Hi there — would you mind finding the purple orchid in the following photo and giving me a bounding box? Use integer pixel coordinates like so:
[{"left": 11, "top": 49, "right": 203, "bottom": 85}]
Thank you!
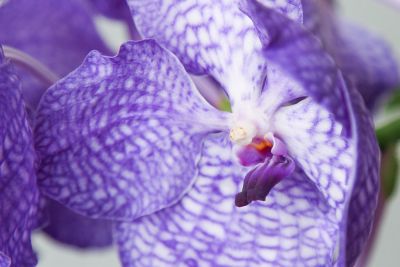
[
  {"left": 0, "top": 47, "right": 39, "bottom": 267},
  {"left": 0, "top": 0, "right": 119, "bottom": 249},
  {"left": 32, "top": 0, "right": 380, "bottom": 266}
]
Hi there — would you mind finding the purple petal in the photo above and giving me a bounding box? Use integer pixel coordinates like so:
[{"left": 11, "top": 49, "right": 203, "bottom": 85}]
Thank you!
[
  {"left": 87, "top": 0, "right": 139, "bottom": 38},
  {"left": 34, "top": 40, "right": 227, "bottom": 221},
  {"left": 258, "top": 0, "right": 303, "bottom": 23},
  {"left": 272, "top": 95, "right": 354, "bottom": 210},
  {"left": 88, "top": 0, "right": 132, "bottom": 20},
  {"left": 114, "top": 137, "right": 339, "bottom": 266},
  {"left": 240, "top": 0, "right": 347, "bottom": 118},
  {"left": 42, "top": 199, "right": 113, "bottom": 248},
  {"left": 0, "top": 0, "right": 111, "bottom": 108},
  {"left": 0, "top": 252, "right": 10, "bottom": 267},
  {"left": 303, "top": 0, "right": 400, "bottom": 110},
  {"left": 127, "top": 0, "right": 267, "bottom": 109},
  {"left": 242, "top": 2, "right": 380, "bottom": 265},
  {"left": 327, "top": 21, "right": 400, "bottom": 110},
  {"left": 0, "top": 48, "right": 39, "bottom": 267},
  {"left": 343, "top": 80, "right": 380, "bottom": 267}
]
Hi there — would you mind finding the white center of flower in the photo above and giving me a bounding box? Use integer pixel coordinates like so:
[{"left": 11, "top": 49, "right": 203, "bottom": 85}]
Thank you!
[{"left": 229, "top": 121, "right": 257, "bottom": 145}]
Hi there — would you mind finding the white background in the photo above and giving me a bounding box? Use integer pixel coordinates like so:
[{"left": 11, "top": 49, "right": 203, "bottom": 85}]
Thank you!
[{"left": 33, "top": 0, "right": 400, "bottom": 266}]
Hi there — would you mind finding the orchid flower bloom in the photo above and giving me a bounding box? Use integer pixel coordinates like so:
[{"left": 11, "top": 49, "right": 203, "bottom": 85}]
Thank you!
[
  {"left": 33, "top": 0, "right": 379, "bottom": 266},
  {"left": 301, "top": 0, "right": 400, "bottom": 110},
  {"left": 0, "top": 0, "right": 117, "bottom": 248},
  {"left": 0, "top": 47, "right": 39, "bottom": 267}
]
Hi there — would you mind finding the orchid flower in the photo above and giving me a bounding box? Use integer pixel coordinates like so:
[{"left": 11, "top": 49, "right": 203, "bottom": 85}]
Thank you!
[
  {"left": 0, "top": 47, "right": 39, "bottom": 267},
  {"left": 301, "top": 0, "right": 400, "bottom": 110},
  {"left": 33, "top": 0, "right": 380, "bottom": 266},
  {"left": 0, "top": 0, "right": 117, "bottom": 248}
]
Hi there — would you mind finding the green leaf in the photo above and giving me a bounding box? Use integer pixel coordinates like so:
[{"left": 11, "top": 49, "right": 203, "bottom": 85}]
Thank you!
[
  {"left": 381, "top": 144, "right": 399, "bottom": 199},
  {"left": 384, "top": 88, "right": 400, "bottom": 111},
  {"left": 376, "top": 88, "right": 400, "bottom": 149},
  {"left": 376, "top": 115, "right": 400, "bottom": 150}
]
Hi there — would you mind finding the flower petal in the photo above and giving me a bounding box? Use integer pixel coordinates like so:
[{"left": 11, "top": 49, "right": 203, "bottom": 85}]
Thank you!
[
  {"left": 258, "top": 0, "right": 303, "bottom": 23},
  {"left": 35, "top": 40, "right": 227, "bottom": 221},
  {"left": 327, "top": 20, "right": 400, "bottom": 110},
  {"left": 0, "top": 0, "right": 111, "bottom": 108},
  {"left": 240, "top": 0, "right": 346, "bottom": 117},
  {"left": 114, "top": 136, "right": 338, "bottom": 266},
  {"left": 42, "top": 199, "right": 113, "bottom": 248},
  {"left": 242, "top": 1, "right": 380, "bottom": 265},
  {"left": 88, "top": 0, "right": 131, "bottom": 20},
  {"left": 0, "top": 252, "right": 10, "bottom": 267},
  {"left": 127, "top": 0, "right": 266, "bottom": 109},
  {"left": 343, "top": 80, "right": 380, "bottom": 267},
  {"left": 0, "top": 48, "right": 39, "bottom": 267},
  {"left": 302, "top": 0, "right": 400, "bottom": 110}
]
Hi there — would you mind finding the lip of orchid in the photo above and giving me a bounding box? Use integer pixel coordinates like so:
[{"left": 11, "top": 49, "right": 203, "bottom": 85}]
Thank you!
[
  {"left": 231, "top": 129, "right": 294, "bottom": 208},
  {"left": 3, "top": 45, "right": 59, "bottom": 86},
  {"left": 235, "top": 152, "right": 295, "bottom": 207}
]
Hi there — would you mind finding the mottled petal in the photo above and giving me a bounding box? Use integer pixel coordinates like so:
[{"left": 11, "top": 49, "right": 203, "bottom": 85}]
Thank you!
[
  {"left": 0, "top": 48, "right": 39, "bottom": 267},
  {"left": 42, "top": 199, "right": 113, "bottom": 248},
  {"left": 0, "top": 0, "right": 111, "bottom": 108},
  {"left": 35, "top": 40, "right": 227, "bottom": 221},
  {"left": 273, "top": 96, "right": 355, "bottom": 211},
  {"left": 343, "top": 80, "right": 380, "bottom": 267},
  {"left": 242, "top": 2, "right": 380, "bottom": 265},
  {"left": 128, "top": 0, "right": 266, "bottom": 109},
  {"left": 241, "top": 0, "right": 346, "bottom": 117},
  {"left": 114, "top": 136, "right": 338, "bottom": 266}
]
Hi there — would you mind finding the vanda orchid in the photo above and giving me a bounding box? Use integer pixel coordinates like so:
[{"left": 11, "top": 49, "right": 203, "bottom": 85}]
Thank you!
[
  {"left": 30, "top": 0, "right": 382, "bottom": 266},
  {"left": 0, "top": 0, "right": 399, "bottom": 267}
]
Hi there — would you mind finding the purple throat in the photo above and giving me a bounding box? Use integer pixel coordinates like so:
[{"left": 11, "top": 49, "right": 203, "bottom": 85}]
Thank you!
[{"left": 235, "top": 137, "right": 295, "bottom": 207}]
